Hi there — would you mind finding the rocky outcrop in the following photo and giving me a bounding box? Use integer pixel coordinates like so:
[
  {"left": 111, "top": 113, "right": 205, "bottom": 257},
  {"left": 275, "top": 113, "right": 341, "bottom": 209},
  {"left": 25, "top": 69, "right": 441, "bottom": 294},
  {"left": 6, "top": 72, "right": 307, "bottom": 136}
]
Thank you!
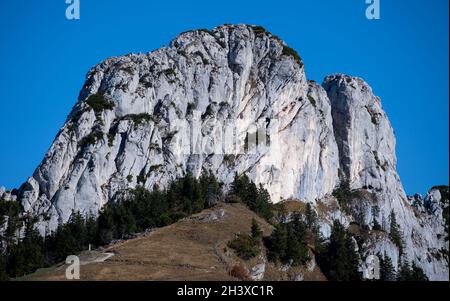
[
  {"left": 18, "top": 25, "right": 339, "bottom": 232},
  {"left": 2, "top": 24, "right": 447, "bottom": 279}
]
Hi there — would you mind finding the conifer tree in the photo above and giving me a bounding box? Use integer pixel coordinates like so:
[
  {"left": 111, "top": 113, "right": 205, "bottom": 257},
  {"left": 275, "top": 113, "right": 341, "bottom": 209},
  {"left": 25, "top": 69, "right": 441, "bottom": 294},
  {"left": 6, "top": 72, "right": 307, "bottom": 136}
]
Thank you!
[
  {"left": 251, "top": 218, "right": 262, "bottom": 242},
  {"left": 389, "top": 210, "right": 404, "bottom": 255},
  {"left": 320, "top": 220, "right": 361, "bottom": 281},
  {"left": 379, "top": 252, "right": 396, "bottom": 281},
  {"left": 372, "top": 205, "right": 382, "bottom": 231}
]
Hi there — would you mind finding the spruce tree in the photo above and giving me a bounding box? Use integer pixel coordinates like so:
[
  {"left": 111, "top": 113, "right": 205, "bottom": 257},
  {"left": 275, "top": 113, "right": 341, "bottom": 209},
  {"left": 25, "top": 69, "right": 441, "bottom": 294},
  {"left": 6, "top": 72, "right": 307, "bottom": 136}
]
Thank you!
[
  {"left": 322, "top": 220, "right": 361, "bottom": 281},
  {"left": 251, "top": 218, "right": 262, "bottom": 242},
  {"left": 397, "top": 260, "right": 411, "bottom": 281},
  {"left": 372, "top": 206, "right": 382, "bottom": 231},
  {"left": 0, "top": 254, "right": 8, "bottom": 281},
  {"left": 389, "top": 210, "right": 404, "bottom": 255},
  {"left": 379, "top": 252, "right": 396, "bottom": 281},
  {"left": 410, "top": 262, "right": 429, "bottom": 281}
]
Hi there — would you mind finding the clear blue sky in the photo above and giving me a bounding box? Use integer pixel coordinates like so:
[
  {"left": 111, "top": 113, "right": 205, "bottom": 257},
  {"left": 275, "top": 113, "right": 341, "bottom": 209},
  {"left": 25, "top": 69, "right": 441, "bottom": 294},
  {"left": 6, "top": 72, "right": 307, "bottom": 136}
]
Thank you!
[{"left": 0, "top": 0, "right": 448, "bottom": 195}]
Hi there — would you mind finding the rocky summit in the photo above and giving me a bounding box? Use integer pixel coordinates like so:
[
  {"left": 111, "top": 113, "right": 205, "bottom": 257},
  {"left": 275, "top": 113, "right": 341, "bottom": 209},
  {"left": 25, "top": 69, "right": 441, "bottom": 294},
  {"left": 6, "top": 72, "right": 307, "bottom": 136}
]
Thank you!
[{"left": 2, "top": 24, "right": 448, "bottom": 280}]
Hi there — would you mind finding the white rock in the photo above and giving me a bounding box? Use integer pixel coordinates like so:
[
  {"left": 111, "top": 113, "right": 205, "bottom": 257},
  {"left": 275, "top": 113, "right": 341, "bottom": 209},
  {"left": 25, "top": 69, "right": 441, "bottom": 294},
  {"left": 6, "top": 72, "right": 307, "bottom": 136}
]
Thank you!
[{"left": 250, "top": 263, "right": 265, "bottom": 281}]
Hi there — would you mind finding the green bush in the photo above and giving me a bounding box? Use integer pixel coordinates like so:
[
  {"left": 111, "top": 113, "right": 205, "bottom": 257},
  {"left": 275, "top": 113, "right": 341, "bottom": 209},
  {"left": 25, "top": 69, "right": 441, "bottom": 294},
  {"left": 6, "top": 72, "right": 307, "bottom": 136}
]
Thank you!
[
  {"left": 307, "top": 95, "right": 317, "bottom": 108},
  {"left": 186, "top": 102, "right": 196, "bottom": 116},
  {"left": 163, "top": 68, "right": 176, "bottom": 77},
  {"left": 316, "top": 220, "right": 361, "bottom": 281},
  {"left": 79, "top": 130, "right": 104, "bottom": 148},
  {"left": 282, "top": 46, "right": 303, "bottom": 67},
  {"left": 227, "top": 233, "right": 259, "bottom": 260},
  {"left": 230, "top": 173, "right": 274, "bottom": 221},
  {"left": 122, "top": 113, "right": 153, "bottom": 127},
  {"left": 121, "top": 66, "right": 134, "bottom": 75},
  {"left": 85, "top": 93, "right": 115, "bottom": 113},
  {"left": 397, "top": 261, "right": 429, "bottom": 281},
  {"left": 389, "top": 211, "right": 404, "bottom": 255},
  {"left": 265, "top": 213, "right": 310, "bottom": 266},
  {"left": 332, "top": 182, "right": 361, "bottom": 215}
]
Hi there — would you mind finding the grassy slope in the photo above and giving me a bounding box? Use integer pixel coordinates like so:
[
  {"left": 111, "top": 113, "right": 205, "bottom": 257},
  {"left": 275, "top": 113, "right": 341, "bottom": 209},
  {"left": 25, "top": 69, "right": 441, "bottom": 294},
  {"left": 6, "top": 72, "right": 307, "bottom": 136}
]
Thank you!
[{"left": 20, "top": 202, "right": 326, "bottom": 281}]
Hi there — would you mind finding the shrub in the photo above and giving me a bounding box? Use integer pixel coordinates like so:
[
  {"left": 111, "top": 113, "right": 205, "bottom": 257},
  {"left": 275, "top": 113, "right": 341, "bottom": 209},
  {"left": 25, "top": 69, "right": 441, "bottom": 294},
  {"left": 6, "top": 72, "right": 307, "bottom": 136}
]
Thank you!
[
  {"left": 121, "top": 66, "right": 134, "bottom": 75},
  {"left": 149, "top": 164, "right": 163, "bottom": 172},
  {"left": 85, "top": 94, "right": 115, "bottom": 113},
  {"left": 163, "top": 68, "right": 176, "bottom": 77},
  {"left": 332, "top": 182, "right": 360, "bottom": 215},
  {"left": 194, "top": 51, "right": 209, "bottom": 65},
  {"left": 252, "top": 25, "right": 268, "bottom": 35},
  {"left": 186, "top": 102, "right": 196, "bottom": 116},
  {"left": 79, "top": 130, "right": 104, "bottom": 148},
  {"left": 397, "top": 261, "right": 429, "bottom": 281},
  {"left": 197, "top": 29, "right": 214, "bottom": 36},
  {"left": 307, "top": 95, "right": 317, "bottom": 108},
  {"left": 122, "top": 113, "right": 152, "bottom": 127},
  {"left": 201, "top": 104, "right": 214, "bottom": 119},
  {"left": 223, "top": 154, "right": 235, "bottom": 165},
  {"left": 217, "top": 40, "right": 226, "bottom": 49},
  {"left": 230, "top": 264, "right": 249, "bottom": 280},
  {"left": 282, "top": 45, "right": 303, "bottom": 66},
  {"left": 251, "top": 218, "right": 263, "bottom": 242},
  {"left": 227, "top": 233, "right": 259, "bottom": 260}
]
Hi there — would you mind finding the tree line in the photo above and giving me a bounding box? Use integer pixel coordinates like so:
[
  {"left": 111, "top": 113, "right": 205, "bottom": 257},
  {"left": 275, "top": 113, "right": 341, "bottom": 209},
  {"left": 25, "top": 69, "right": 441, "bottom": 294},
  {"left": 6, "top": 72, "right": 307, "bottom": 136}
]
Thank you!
[
  {"left": 0, "top": 172, "right": 273, "bottom": 279},
  {"left": 0, "top": 172, "right": 429, "bottom": 281},
  {"left": 0, "top": 173, "right": 222, "bottom": 279}
]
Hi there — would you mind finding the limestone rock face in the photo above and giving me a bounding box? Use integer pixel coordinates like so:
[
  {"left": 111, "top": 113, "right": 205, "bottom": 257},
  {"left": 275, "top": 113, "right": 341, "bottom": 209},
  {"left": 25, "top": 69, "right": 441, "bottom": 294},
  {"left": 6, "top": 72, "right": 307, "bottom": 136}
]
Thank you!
[
  {"left": 322, "top": 76, "right": 448, "bottom": 280},
  {"left": 2, "top": 24, "right": 447, "bottom": 280},
  {"left": 18, "top": 25, "right": 339, "bottom": 232}
]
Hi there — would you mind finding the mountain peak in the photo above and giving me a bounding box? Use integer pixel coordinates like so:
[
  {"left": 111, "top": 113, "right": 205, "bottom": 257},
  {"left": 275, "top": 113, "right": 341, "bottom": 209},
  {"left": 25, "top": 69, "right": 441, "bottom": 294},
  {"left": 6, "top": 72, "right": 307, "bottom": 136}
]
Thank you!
[{"left": 2, "top": 24, "right": 447, "bottom": 280}]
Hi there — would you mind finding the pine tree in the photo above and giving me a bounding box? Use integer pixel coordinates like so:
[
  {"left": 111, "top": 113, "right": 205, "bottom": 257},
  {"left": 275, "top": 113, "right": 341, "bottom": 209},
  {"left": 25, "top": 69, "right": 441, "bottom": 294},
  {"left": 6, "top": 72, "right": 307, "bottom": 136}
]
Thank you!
[
  {"left": 255, "top": 184, "right": 273, "bottom": 221},
  {"left": 266, "top": 224, "right": 288, "bottom": 262},
  {"left": 379, "top": 252, "right": 396, "bottom": 281},
  {"left": 231, "top": 173, "right": 273, "bottom": 221},
  {"left": 0, "top": 254, "right": 8, "bottom": 281},
  {"left": 97, "top": 204, "right": 116, "bottom": 245},
  {"left": 21, "top": 217, "right": 45, "bottom": 275},
  {"left": 85, "top": 214, "right": 99, "bottom": 247},
  {"left": 410, "top": 262, "right": 429, "bottom": 281},
  {"left": 397, "top": 260, "right": 411, "bottom": 281},
  {"left": 305, "top": 203, "right": 318, "bottom": 231},
  {"left": 372, "top": 206, "right": 382, "bottom": 231},
  {"left": 389, "top": 211, "right": 404, "bottom": 255},
  {"left": 251, "top": 218, "right": 262, "bottom": 243},
  {"left": 320, "top": 220, "right": 361, "bottom": 281},
  {"left": 286, "top": 223, "right": 310, "bottom": 265}
]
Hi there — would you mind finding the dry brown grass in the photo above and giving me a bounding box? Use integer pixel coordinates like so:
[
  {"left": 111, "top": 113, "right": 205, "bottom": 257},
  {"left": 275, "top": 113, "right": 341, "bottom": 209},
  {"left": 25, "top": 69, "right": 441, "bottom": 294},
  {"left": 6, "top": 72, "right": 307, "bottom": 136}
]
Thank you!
[
  {"left": 22, "top": 203, "right": 273, "bottom": 281},
  {"left": 21, "top": 202, "right": 327, "bottom": 281}
]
